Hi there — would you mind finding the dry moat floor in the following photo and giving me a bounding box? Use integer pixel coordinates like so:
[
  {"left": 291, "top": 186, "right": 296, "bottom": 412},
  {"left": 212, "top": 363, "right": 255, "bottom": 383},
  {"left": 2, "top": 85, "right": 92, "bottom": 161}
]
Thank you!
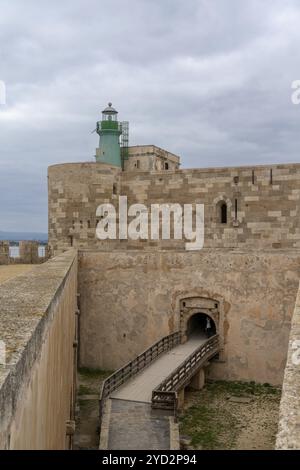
[
  {"left": 74, "top": 369, "right": 281, "bottom": 450},
  {"left": 179, "top": 381, "right": 281, "bottom": 450},
  {"left": 74, "top": 368, "right": 112, "bottom": 450}
]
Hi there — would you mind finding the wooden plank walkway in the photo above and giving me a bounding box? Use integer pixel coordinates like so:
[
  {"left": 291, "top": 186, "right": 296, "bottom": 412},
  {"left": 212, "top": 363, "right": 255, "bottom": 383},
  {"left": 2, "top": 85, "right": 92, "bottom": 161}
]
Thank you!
[{"left": 111, "top": 334, "right": 206, "bottom": 403}]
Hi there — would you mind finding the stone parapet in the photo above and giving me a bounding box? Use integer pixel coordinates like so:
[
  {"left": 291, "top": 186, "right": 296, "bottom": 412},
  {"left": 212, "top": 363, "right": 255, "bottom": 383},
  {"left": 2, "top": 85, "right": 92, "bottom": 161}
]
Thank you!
[
  {"left": 0, "top": 249, "right": 77, "bottom": 449},
  {"left": 276, "top": 281, "right": 300, "bottom": 449}
]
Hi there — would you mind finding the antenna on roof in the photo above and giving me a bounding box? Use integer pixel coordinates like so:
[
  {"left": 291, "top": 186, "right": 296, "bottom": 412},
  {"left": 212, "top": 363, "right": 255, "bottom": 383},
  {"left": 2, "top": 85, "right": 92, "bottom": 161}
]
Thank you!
[{"left": 120, "top": 121, "right": 129, "bottom": 170}]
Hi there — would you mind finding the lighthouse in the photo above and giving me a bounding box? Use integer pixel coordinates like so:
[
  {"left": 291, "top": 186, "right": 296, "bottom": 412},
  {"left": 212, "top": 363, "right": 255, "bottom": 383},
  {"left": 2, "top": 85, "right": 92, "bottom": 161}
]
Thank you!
[{"left": 95, "top": 103, "right": 122, "bottom": 167}]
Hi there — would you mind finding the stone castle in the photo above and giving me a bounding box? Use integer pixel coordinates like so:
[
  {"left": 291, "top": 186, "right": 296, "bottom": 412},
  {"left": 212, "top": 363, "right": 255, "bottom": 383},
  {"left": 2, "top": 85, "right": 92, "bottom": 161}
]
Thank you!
[{"left": 0, "top": 103, "right": 299, "bottom": 449}]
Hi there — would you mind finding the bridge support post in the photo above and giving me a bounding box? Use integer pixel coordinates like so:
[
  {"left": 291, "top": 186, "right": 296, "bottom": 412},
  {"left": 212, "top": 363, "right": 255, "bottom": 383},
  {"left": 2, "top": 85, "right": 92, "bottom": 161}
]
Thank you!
[
  {"left": 190, "top": 368, "right": 205, "bottom": 391},
  {"left": 177, "top": 388, "right": 185, "bottom": 410}
]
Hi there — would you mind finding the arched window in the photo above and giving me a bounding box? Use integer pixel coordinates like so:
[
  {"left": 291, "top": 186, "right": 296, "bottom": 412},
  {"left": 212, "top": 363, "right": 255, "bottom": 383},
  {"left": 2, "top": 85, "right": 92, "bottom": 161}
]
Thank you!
[
  {"left": 220, "top": 203, "right": 227, "bottom": 224},
  {"left": 165, "top": 162, "right": 169, "bottom": 170}
]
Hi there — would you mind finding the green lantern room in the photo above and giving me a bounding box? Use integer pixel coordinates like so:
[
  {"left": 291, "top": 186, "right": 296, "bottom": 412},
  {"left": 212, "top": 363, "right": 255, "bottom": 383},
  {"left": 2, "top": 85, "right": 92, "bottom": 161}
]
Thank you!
[{"left": 95, "top": 103, "right": 122, "bottom": 167}]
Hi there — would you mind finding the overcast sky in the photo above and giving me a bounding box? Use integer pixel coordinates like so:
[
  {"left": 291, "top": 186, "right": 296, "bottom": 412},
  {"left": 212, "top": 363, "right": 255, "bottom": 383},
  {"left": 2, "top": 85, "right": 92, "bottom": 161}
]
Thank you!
[{"left": 1, "top": 0, "right": 300, "bottom": 232}]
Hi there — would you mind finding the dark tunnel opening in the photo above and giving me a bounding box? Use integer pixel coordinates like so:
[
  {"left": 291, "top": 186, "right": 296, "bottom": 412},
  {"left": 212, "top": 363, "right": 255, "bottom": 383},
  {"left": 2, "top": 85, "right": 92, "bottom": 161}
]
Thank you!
[{"left": 186, "top": 312, "right": 216, "bottom": 338}]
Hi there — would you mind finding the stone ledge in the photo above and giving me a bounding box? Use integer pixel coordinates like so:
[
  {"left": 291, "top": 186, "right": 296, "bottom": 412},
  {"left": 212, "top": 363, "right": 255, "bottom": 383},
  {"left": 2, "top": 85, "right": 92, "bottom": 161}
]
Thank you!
[
  {"left": 0, "top": 249, "right": 77, "bottom": 448},
  {"left": 169, "top": 417, "right": 180, "bottom": 450},
  {"left": 99, "top": 399, "right": 112, "bottom": 450},
  {"left": 276, "top": 281, "right": 300, "bottom": 449}
]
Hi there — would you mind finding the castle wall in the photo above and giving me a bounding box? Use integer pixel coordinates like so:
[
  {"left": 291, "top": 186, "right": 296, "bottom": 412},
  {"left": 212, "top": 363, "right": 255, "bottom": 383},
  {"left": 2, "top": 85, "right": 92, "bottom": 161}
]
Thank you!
[
  {"left": 48, "top": 162, "right": 121, "bottom": 255},
  {"left": 78, "top": 249, "right": 300, "bottom": 386},
  {"left": 276, "top": 280, "right": 300, "bottom": 449},
  {"left": 0, "top": 249, "right": 77, "bottom": 449},
  {"left": 48, "top": 162, "right": 300, "bottom": 255},
  {"left": 0, "top": 241, "right": 49, "bottom": 265},
  {"left": 0, "top": 241, "right": 9, "bottom": 265},
  {"left": 124, "top": 145, "right": 180, "bottom": 171}
]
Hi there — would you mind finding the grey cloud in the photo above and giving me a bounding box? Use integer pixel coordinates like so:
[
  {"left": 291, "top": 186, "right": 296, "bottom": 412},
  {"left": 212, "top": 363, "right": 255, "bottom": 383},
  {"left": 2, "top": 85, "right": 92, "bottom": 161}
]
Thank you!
[{"left": 0, "top": 0, "right": 300, "bottom": 231}]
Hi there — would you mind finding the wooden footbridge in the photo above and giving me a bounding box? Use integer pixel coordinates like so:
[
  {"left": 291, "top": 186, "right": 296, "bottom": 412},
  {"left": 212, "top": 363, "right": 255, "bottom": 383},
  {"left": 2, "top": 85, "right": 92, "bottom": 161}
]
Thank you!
[{"left": 99, "top": 332, "right": 220, "bottom": 450}]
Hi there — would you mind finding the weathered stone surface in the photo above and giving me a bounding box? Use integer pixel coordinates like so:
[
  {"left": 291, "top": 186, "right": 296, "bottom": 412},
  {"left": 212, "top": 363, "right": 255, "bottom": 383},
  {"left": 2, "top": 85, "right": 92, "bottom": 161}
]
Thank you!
[
  {"left": 276, "top": 282, "right": 300, "bottom": 449},
  {"left": 78, "top": 249, "right": 300, "bottom": 386},
  {"left": 0, "top": 249, "right": 77, "bottom": 449},
  {"left": 123, "top": 145, "right": 180, "bottom": 172},
  {"left": 48, "top": 161, "right": 300, "bottom": 254}
]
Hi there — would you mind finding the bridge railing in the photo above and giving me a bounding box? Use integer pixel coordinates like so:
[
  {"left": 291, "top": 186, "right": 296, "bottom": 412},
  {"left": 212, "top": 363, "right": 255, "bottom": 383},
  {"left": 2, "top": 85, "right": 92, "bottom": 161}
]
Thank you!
[
  {"left": 99, "top": 331, "right": 181, "bottom": 423},
  {"left": 152, "top": 334, "right": 219, "bottom": 412}
]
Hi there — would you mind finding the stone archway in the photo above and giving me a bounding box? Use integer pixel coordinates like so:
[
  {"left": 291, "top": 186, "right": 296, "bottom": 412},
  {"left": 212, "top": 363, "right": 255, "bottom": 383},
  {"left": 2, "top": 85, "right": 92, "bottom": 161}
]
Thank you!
[
  {"left": 213, "top": 195, "right": 232, "bottom": 225},
  {"left": 179, "top": 296, "right": 221, "bottom": 344},
  {"left": 186, "top": 312, "right": 217, "bottom": 338}
]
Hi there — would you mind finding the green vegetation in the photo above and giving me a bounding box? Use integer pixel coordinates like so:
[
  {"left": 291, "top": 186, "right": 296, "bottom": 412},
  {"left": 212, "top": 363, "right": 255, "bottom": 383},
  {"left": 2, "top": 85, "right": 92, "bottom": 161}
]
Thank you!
[
  {"left": 180, "top": 403, "right": 237, "bottom": 449},
  {"left": 77, "top": 367, "right": 114, "bottom": 395},
  {"left": 204, "top": 380, "right": 280, "bottom": 397},
  {"left": 179, "top": 380, "right": 281, "bottom": 450},
  {"left": 78, "top": 367, "right": 113, "bottom": 379},
  {"left": 78, "top": 399, "right": 97, "bottom": 410},
  {"left": 78, "top": 384, "right": 93, "bottom": 396}
]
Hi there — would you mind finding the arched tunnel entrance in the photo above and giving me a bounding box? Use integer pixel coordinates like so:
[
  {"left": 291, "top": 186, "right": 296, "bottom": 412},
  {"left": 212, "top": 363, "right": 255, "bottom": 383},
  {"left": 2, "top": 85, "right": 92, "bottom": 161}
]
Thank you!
[{"left": 186, "top": 312, "right": 216, "bottom": 339}]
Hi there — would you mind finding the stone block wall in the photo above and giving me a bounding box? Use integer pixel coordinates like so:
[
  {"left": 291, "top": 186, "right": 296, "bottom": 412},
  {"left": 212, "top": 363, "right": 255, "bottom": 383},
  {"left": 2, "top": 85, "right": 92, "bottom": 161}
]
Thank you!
[
  {"left": 0, "top": 241, "right": 49, "bottom": 265},
  {"left": 48, "top": 162, "right": 121, "bottom": 255},
  {"left": 78, "top": 249, "right": 300, "bottom": 386},
  {"left": 0, "top": 249, "right": 78, "bottom": 449},
  {"left": 124, "top": 145, "right": 180, "bottom": 172},
  {"left": 48, "top": 162, "right": 300, "bottom": 255},
  {"left": 0, "top": 241, "right": 9, "bottom": 265},
  {"left": 19, "top": 241, "right": 40, "bottom": 263}
]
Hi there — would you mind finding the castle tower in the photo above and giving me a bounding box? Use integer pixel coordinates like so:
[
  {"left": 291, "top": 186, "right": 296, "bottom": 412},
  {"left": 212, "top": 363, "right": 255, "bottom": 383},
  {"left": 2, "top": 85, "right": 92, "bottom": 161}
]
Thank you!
[{"left": 95, "top": 102, "right": 122, "bottom": 167}]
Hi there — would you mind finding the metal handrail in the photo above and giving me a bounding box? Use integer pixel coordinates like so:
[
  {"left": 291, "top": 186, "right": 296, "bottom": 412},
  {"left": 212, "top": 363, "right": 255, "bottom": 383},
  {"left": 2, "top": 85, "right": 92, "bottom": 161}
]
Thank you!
[
  {"left": 152, "top": 335, "right": 219, "bottom": 411},
  {"left": 99, "top": 331, "right": 181, "bottom": 424}
]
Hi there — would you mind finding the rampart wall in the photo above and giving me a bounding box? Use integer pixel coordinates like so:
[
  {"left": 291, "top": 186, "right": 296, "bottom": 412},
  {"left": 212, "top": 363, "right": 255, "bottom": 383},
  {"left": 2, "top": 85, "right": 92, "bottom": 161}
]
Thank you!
[
  {"left": 276, "top": 280, "right": 300, "bottom": 449},
  {"left": 0, "top": 249, "right": 77, "bottom": 449}
]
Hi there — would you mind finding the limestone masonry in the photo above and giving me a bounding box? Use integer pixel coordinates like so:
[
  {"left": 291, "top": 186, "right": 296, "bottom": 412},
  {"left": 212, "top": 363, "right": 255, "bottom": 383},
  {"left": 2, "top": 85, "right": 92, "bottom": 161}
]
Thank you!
[{"left": 48, "top": 152, "right": 300, "bottom": 254}]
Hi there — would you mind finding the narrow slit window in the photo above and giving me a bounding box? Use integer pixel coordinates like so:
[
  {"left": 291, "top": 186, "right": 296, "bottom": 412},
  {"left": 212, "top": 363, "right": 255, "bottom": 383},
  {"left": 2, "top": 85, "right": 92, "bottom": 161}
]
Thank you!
[
  {"left": 220, "top": 203, "right": 227, "bottom": 224},
  {"left": 235, "top": 199, "right": 238, "bottom": 220}
]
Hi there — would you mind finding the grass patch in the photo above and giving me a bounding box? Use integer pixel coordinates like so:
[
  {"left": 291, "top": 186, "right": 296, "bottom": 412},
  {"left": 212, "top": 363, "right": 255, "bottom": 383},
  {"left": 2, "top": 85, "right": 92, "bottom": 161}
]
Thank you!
[
  {"left": 78, "top": 367, "right": 113, "bottom": 379},
  {"left": 179, "top": 380, "right": 281, "bottom": 450},
  {"left": 78, "top": 399, "right": 91, "bottom": 410},
  {"left": 78, "top": 384, "right": 94, "bottom": 396},
  {"left": 180, "top": 402, "right": 238, "bottom": 449},
  {"left": 205, "top": 380, "right": 280, "bottom": 397}
]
